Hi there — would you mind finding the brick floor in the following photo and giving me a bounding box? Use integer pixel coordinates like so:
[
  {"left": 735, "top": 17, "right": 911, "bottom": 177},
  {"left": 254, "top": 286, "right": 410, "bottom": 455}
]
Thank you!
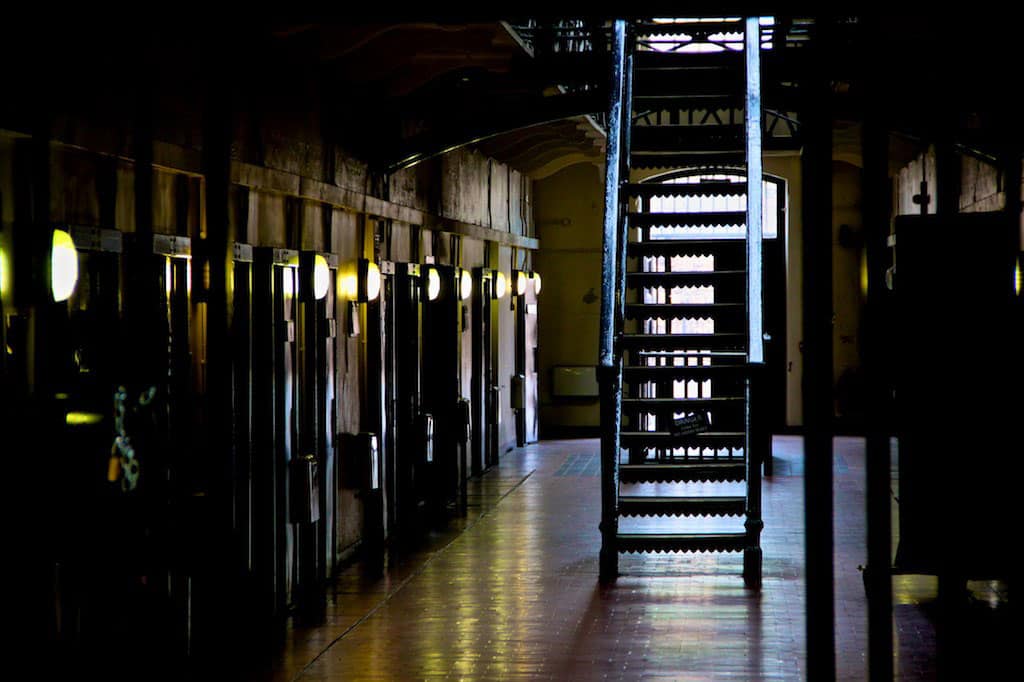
[{"left": 244, "top": 436, "right": 1009, "bottom": 681}]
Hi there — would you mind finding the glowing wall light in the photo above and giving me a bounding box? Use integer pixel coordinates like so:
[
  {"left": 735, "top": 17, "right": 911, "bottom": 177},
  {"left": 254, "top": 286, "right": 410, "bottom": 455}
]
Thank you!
[
  {"left": 1016, "top": 260, "right": 1021, "bottom": 296},
  {"left": 514, "top": 270, "right": 528, "bottom": 296},
  {"left": 494, "top": 271, "right": 507, "bottom": 299},
  {"left": 532, "top": 271, "right": 542, "bottom": 294},
  {"left": 0, "top": 247, "right": 8, "bottom": 298},
  {"left": 51, "top": 229, "right": 79, "bottom": 302},
  {"left": 460, "top": 268, "right": 472, "bottom": 300},
  {"left": 343, "top": 259, "right": 381, "bottom": 302},
  {"left": 426, "top": 267, "right": 441, "bottom": 301},
  {"left": 313, "top": 254, "right": 331, "bottom": 300},
  {"left": 66, "top": 411, "right": 103, "bottom": 426},
  {"left": 860, "top": 252, "right": 869, "bottom": 298},
  {"left": 339, "top": 270, "right": 358, "bottom": 300}
]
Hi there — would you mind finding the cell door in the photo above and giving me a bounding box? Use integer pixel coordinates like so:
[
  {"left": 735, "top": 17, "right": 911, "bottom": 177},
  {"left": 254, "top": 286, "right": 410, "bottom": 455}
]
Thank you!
[
  {"left": 472, "top": 269, "right": 501, "bottom": 471},
  {"left": 422, "top": 266, "right": 460, "bottom": 508},
  {"left": 250, "top": 248, "right": 299, "bottom": 621},
  {"left": 159, "top": 250, "right": 194, "bottom": 488},
  {"left": 487, "top": 276, "right": 500, "bottom": 469},
  {"left": 54, "top": 231, "right": 126, "bottom": 655},
  {"left": 316, "top": 258, "right": 339, "bottom": 575},
  {"left": 232, "top": 245, "right": 254, "bottom": 579},
  {"left": 274, "top": 256, "right": 299, "bottom": 610},
  {"left": 394, "top": 266, "right": 424, "bottom": 529},
  {"left": 523, "top": 287, "right": 539, "bottom": 444},
  {"left": 366, "top": 267, "right": 398, "bottom": 537},
  {"left": 149, "top": 239, "right": 195, "bottom": 657},
  {"left": 294, "top": 251, "right": 330, "bottom": 615}
]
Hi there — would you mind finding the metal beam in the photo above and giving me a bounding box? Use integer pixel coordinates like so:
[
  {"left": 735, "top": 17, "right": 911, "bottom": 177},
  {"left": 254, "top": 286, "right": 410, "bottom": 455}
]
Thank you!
[
  {"left": 861, "top": 44, "right": 894, "bottom": 681},
  {"left": 745, "top": 16, "right": 764, "bottom": 364},
  {"left": 380, "top": 91, "right": 605, "bottom": 174},
  {"left": 742, "top": 15, "right": 766, "bottom": 591},
  {"left": 802, "top": 18, "right": 836, "bottom": 681},
  {"left": 598, "top": 18, "right": 626, "bottom": 583}
]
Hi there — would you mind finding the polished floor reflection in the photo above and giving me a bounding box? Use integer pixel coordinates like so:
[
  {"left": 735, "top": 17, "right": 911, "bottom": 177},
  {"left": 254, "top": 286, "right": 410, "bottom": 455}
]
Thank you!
[{"left": 247, "top": 437, "right": 1007, "bottom": 681}]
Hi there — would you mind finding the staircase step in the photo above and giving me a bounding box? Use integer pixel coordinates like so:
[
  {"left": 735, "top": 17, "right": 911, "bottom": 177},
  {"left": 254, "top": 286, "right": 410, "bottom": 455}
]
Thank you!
[
  {"left": 633, "top": 349, "right": 746, "bottom": 358},
  {"left": 622, "top": 181, "right": 746, "bottom": 200},
  {"left": 622, "top": 365, "right": 747, "bottom": 379},
  {"left": 625, "top": 303, "right": 744, "bottom": 318},
  {"left": 634, "top": 50, "right": 742, "bottom": 70},
  {"left": 633, "top": 93, "right": 743, "bottom": 108},
  {"left": 633, "top": 47, "right": 794, "bottom": 73},
  {"left": 631, "top": 151, "right": 745, "bottom": 170},
  {"left": 619, "top": 496, "right": 746, "bottom": 518},
  {"left": 621, "top": 333, "right": 746, "bottom": 351},
  {"left": 617, "top": 532, "right": 748, "bottom": 554},
  {"left": 627, "top": 239, "right": 747, "bottom": 257},
  {"left": 620, "top": 461, "right": 746, "bottom": 484},
  {"left": 620, "top": 431, "right": 745, "bottom": 449},
  {"left": 631, "top": 125, "right": 744, "bottom": 154},
  {"left": 633, "top": 69, "right": 742, "bottom": 98},
  {"left": 630, "top": 123, "right": 798, "bottom": 153},
  {"left": 635, "top": 19, "right": 746, "bottom": 35},
  {"left": 621, "top": 396, "right": 744, "bottom": 408},
  {"left": 632, "top": 120, "right": 799, "bottom": 152},
  {"left": 626, "top": 270, "right": 746, "bottom": 286},
  {"left": 633, "top": 98, "right": 747, "bottom": 124},
  {"left": 629, "top": 212, "right": 746, "bottom": 228}
]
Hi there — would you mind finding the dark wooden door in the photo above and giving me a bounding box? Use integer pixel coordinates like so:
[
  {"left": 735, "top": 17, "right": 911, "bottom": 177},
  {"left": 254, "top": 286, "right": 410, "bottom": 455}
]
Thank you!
[
  {"left": 394, "top": 267, "right": 424, "bottom": 528},
  {"left": 422, "top": 266, "right": 460, "bottom": 509},
  {"left": 471, "top": 270, "right": 493, "bottom": 475}
]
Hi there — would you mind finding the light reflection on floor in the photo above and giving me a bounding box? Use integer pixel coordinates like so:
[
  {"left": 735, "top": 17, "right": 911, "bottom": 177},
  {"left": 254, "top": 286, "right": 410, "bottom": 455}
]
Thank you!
[{"left": 249, "top": 436, "right": 1008, "bottom": 681}]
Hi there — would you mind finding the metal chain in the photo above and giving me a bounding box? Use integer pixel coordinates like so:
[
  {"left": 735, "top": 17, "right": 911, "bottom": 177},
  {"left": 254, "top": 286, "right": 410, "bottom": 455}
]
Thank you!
[{"left": 109, "top": 385, "right": 156, "bottom": 492}]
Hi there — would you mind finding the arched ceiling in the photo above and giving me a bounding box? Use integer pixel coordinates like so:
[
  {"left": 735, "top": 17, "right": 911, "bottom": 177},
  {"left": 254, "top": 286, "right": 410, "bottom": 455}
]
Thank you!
[{"left": 473, "top": 117, "right": 605, "bottom": 179}]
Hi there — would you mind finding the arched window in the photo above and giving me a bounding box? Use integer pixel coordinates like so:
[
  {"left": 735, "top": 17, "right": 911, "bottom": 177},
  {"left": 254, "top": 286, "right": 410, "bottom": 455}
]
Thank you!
[{"left": 638, "top": 168, "right": 786, "bottom": 241}]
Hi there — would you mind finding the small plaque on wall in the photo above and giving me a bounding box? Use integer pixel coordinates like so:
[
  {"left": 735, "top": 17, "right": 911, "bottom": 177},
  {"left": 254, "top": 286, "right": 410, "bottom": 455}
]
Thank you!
[{"left": 552, "top": 366, "right": 599, "bottom": 397}]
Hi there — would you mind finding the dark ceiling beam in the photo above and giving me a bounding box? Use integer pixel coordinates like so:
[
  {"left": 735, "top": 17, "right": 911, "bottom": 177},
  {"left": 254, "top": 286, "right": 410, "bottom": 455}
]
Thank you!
[
  {"left": 273, "top": 23, "right": 514, "bottom": 66},
  {"left": 378, "top": 90, "right": 605, "bottom": 173},
  {"left": 477, "top": 125, "right": 595, "bottom": 159},
  {"left": 378, "top": 59, "right": 516, "bottom": 97}
]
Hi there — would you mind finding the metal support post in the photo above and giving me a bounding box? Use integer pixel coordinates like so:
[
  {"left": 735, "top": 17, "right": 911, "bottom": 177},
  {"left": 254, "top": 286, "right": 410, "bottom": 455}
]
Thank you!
[
  {"left": 861, "top": 28, "right": 895, "bottom": 675},
  {"left": 599, "top": 19, "right": 627, "bottom": 583},
  {"left": 802, "top": 18, "right": 836, "bottom": 682}
]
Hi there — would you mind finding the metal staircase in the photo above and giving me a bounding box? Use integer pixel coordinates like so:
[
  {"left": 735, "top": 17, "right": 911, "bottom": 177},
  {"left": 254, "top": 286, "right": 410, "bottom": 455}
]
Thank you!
[{"left": 599, "top": 17, "right": 790, "bottom": 588}]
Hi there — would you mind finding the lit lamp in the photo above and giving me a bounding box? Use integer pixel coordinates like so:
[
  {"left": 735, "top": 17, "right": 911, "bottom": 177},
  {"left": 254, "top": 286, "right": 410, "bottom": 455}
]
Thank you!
[
  {"left": 459, "top": 268, "right": 472, "bottom": 300},
  {"left": 0, "top": 245, "right": 9, "bottom": 300},
  {"left": 313, "top": 254, "right": 331, "bottom": 300},
  {"left": 425, "top": 266, "right": 441, "bottom": 301},
  {"left": 493, "top": 270, "right": 508, "bottom": 299},
  {"left": 514, "top": 270, "right": 528, "bottom": 296},
  {"left": 51, "top": 229, "right": 79, "bottom": 302},
  {"left": 357, "top": 258, "right": 381, "bottom": 302},
  {"left": 532, "top": 271, "right": 542, "bottom": 294}
]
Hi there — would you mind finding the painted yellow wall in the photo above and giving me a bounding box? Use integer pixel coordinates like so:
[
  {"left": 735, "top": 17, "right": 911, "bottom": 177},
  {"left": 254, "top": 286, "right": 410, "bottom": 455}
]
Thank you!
[{"left": 533, "top": 162, "right": 604, "bottom": 431}]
